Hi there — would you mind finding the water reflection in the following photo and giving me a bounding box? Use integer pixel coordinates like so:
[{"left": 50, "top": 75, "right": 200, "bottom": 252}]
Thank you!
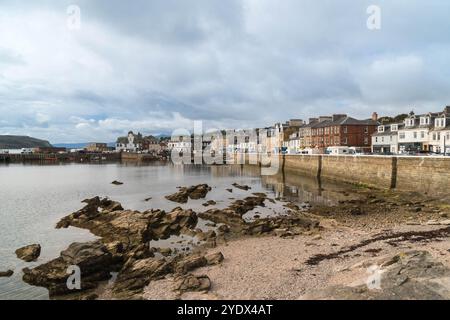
[{"left": 0, "top": 163, "right": 356, "bottom": 300}]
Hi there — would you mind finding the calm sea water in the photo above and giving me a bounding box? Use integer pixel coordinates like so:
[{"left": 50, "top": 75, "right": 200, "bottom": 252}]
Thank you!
[{"left": 0, "top": 163, "right": 350, "bottom": 300}]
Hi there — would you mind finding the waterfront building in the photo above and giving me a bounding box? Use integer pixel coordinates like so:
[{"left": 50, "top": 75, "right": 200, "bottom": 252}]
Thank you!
[
  {"left": 115, "top": 131, "right": 143, "bottom": 152},
  {"left": 86, "top": 143, "right": 108, "bottom": 153},
  {"left": 371, "top": 123, "right": 404, "bottom": 154},
  {"left": 428, "top": 107, "right": 450, "bottom": 154},
  {"left": 397, "top": 111, "right": 437, "bottom": 153},
  {"left": 309, "top": 113, "right": 378, "bottom": 153}
]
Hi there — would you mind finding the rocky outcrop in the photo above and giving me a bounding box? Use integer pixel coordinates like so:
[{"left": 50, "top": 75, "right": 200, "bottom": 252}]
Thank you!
[
  {"left": 205, "top": 252, "right": 224, "bottom": 265},
  {"left": 176, "top": 274, "right": 211, "bottom": 293},
  {"left": 232, "top": 183, "right": 251, "bottom": 191},
  {"left": 15, "top": 244, "right": 41, "bottom": 262},
  {"left": 22, "top": 241, "right": 116, "bottom": 297},
  {"left": 229, "top": 196, "right": 266, "bottom": 216},
  {"left": 111, "top": 257, "right": 173, "bottom": 298},
  {"left": 202, "top": 200, "right": 217, "bottom": 207},
  {"left": 303, "top": 251, "right": 450, "bottom": 300},
  {"left": 56, "top": 198, "right": 198, "bottom": 248},
  {"left": 0, "top": 270, "right": 13, "bottom": 277},
  {"left": 199, "top": 201, "right": 319, "bottom": 237},
  {"left": 165, "top": 184, "right": 211, "bottom": 203}
]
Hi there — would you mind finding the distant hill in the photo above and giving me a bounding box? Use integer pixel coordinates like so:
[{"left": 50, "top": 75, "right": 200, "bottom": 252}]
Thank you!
[{"left": 0, "top": 135, "right": 52, "bottom": 149}]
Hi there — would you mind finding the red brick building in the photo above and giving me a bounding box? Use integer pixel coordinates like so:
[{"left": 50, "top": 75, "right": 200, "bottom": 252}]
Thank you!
[{"left": 310, "top": 114, "right": 378, "bottom": 151}]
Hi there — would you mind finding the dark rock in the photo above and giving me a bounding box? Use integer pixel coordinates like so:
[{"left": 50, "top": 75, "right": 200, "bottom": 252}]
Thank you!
[
  {"left": 350, "top": 207, "right": 364, "bottom": 216},
  {"left": 111, "top": 180, "right": 124, "bottom": 185},
  {"left": 217, "top": 224, "right": 230, "bottom": 234},
  {"left": 175, "top": 255, "right": 208, "bottom": 274},
  {"left": 112, "top": 257, "right": 173, "bottom": 296},
  {"left": 196, "top": 230, "right": 216, "bottom": 242},
  {"left": 232, "top": 183, "right": 251, "bottom": 191},
  {"left": 0, "top": 270, "right": 13, "bottom": 277},
  {"left": 202, "top": 200, "right": 217, "bottom": 207},
  {"left": 165, "top": 184, "right": 211, "bottom": 203},
  {"left": 205, "top": 252, "right": 224, "bottom": 265},
  {"left": 176, "top": 274, "right": 211, "bottom": 293},
  {"left": 15, "top": 244, "right": 41, "bottom": 262},
  {"left": 229, "top": 196, "right": 266, "bottom": 216},
  {"left": 22, "top": 241, "right": 115, "bottom": 297}
]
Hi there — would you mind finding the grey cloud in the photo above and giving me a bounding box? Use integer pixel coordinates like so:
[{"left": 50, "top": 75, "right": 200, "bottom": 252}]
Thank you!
[{"left": 1, "top": 0, "right": 450, "bottom": 142}]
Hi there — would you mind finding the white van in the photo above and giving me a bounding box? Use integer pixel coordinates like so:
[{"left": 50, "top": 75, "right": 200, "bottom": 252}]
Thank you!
[{"left": 326, "top": 146, "right": 355, "bottom": 155}]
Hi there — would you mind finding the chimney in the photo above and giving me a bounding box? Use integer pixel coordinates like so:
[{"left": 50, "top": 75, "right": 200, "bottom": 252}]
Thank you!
[
  {"left": 444, "top": 106, "right": 450, "bottom": 115},
  {"left": 372, "top": 112, "right": 378, "bottom": 121},
  {"left": 309, "top": 118, "right": 318, "bottom": 124},
  {"left": 332, "top": 114, "right": 347, "bottom": 122},
  {"left": 318, "top": 116, "right": 332, "bottom": 122}
]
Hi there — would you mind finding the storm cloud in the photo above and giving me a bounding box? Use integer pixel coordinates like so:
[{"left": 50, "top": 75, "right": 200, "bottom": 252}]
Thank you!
[{"left": 1, "top": 0, "right": 450, "bottom": 142}]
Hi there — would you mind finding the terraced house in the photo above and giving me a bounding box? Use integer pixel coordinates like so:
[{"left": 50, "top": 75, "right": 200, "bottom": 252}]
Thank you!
[
  {"left": 429, "top": 107, "right": 450, "bottom": 154},
  {"left": 309, "top": 113, "right": 378, "bottom": 152},
  {"left": 372, "top": 123, "right": 404, "bottom": 154}
]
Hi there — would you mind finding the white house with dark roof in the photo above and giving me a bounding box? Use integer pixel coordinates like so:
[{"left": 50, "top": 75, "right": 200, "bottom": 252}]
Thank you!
[
  {"left": 371, "top": 123, "right": 404, "bottom": 154},
  {"left": 396, "top": 106, "right": 450, "bottom": 154},
  {"left": 397, "top": 111, "right": 436, "bottom": 153},
  {"left": 429, "top": 107, "right": 450, "bottom": 154}
]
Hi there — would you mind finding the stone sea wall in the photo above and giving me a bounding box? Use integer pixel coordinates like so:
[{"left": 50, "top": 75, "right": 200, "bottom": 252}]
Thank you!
[{"left": 232, "top": 154, "right": 450, "bottom": 195}]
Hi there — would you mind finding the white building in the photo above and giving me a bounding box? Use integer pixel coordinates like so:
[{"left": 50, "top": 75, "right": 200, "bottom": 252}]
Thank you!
[
  {"left": 286, "top": 131, "right": 301, "bottom": 154},
  {"left": 116, "top": 131, "right": 142, "bottom": 152},
  {"left": 429, "top": 108, "right": 450, "bottom": 154},
  {"left": 371, "top": 123, "right": 403, "bottom": 154},
  {"left": 397, "top": 112, "right": 437, "bottom": 154}
]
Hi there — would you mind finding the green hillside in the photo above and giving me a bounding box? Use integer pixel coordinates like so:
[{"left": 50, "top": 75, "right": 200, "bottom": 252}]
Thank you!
[{"left": 0, "top": 135, "right": 53, "bottom": 149}]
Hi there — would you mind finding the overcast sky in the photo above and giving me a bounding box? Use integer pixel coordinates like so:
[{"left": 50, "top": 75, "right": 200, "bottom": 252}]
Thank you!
[{"left": 1, "top": 0, "right": 450, "bottom": 143}]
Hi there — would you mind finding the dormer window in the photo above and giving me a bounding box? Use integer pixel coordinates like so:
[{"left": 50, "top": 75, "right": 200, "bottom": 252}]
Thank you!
[
  {"left": 378, "top": 126, "right": 385, "bottom": 133},
  {"left": 391, "top": 124, "right": 398, "bottom": 131},
  {"left": 435, "top": 118, "right": 446, "bottom": 128},
  {"left": 420, "top": 117, "right": 430, "bottom": 125},
  {"left": 405, "top": 118, "right": 414, "bottom": 127}
]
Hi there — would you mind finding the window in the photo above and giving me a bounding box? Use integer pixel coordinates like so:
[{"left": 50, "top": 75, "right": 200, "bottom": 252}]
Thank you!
[
  {"left": 364, "top": 137, "right": 369, "bottom": 145},
  {"left": 399, "top": 133, "right": 405, "bottom": 139},
  {"left": 378, "top": 126, "right": 384, "bottom": 133},
  {"left": 364, "top": 126, "right": 369, "bottom": 133},
  {"left": 413, "top": 132, "right": 417, "bottom": 139},
  {"left": 343, "top": 126, "right": 348, "bottom": 133},
  {"left": 421, "top": 131, "right": 425, "bottom": 138},
  {"left": 391, "top": 124, "right": 398, "bottom": 131},
  {"left": 375, "top": 137, "right": 378, "bottom": 143}
]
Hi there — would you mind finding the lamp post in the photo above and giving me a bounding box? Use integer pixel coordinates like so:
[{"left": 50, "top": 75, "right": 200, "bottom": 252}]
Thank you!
[{"left": 444, "top": 134, "right": 447, "bottom": 157}]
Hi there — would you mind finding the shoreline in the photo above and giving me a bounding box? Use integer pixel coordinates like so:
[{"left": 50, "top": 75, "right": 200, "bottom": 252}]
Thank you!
[{"left": 15, "top": 178, "right": 450, "bottom": 300}]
